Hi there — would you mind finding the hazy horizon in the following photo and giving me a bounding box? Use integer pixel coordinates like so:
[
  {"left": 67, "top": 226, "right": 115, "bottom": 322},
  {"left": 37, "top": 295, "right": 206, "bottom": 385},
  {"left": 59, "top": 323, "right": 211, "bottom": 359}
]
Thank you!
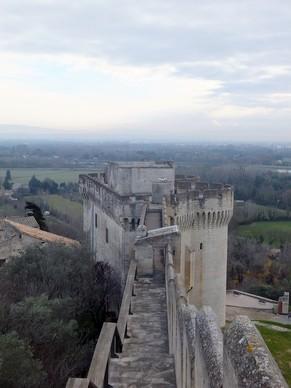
[
  {"left": 1, "top": 1, "right": 291, "bottom": 142},
  {"left": 1, "top": 124, "right": 291, "bottom": 146}
]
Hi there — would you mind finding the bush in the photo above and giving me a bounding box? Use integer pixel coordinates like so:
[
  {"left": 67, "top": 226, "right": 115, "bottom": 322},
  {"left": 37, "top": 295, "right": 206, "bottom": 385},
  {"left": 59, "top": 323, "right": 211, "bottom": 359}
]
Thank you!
[
  {"left": 0, "top": 332, "right": 46, "bottom": 388},
  {"left": 0, "top": 244, "right": 120, "bottom": 387}
]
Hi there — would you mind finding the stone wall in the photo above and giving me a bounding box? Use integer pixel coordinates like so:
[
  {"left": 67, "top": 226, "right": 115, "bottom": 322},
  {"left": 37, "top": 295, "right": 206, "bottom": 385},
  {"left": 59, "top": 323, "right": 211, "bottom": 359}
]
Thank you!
[
  {"left": 81, "top": 173, "right": 148, "bottom": 282},
  {"left": 0, "top": 223, "right": 40, "bottom": 262},
  {"left": 83, "top": 194, "right": 136, "bottom": 283},
  {"left": 224, "top": 315, "right": 288, "bottom": 388},
  {"left": 166, "top": 246, "right": 287, "bottom": 388}
]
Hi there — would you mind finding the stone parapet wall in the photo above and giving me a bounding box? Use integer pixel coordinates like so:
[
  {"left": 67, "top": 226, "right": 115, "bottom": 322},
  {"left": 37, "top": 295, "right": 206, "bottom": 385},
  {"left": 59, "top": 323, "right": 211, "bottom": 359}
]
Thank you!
[
  {"left": 166, "top": 245, "right": 288, "bottom": 388},
  {"left": 166, "top": 247, "right": 224, "bottom": 388},
  {"left": 224, "top": 316, "right": 288, "bottom": 388},
  {"left": 196, "top": 307, "right": 223, "bottom": 387}
]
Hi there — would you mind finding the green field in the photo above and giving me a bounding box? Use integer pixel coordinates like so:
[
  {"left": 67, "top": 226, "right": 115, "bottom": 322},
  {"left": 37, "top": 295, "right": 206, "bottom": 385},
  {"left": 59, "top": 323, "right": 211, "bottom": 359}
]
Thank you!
[
  {"left": 234, "top": 201, "right": 291, "bottom": 223},
  {"left": 238, "top": 221, "right": 291, "bottom": 246},
  {"left": 0, "top": 168, "right": 95, "bottom": 184},
  {"left": 255, "top": 320, "right": 291, "bottom": 385},
  {"left": 28, "top": 194, "right": 82, "bottom": 221}
]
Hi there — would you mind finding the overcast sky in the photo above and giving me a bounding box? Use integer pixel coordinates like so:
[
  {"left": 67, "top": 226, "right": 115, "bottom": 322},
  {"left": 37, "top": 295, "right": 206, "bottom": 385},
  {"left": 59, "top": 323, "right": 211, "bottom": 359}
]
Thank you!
[{"left": 0, "top": 0, "right": 291, "bottom": 142}]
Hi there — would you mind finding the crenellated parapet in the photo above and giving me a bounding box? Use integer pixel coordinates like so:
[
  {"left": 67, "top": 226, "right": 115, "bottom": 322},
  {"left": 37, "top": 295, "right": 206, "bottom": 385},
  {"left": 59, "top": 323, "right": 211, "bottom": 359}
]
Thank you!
[
  {"left": 175, "top": 208, "right": 233, "bottom": 231},
  {"left": 170, "top": 185, "right": 233, "bottom": 231}
]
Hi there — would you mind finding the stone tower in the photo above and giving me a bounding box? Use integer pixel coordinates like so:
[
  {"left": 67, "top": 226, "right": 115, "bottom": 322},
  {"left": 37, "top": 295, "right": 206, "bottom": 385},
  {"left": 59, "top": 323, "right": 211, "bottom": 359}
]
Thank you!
[{"left": 165, "top": 178, "right": 233, "bottom": 326}]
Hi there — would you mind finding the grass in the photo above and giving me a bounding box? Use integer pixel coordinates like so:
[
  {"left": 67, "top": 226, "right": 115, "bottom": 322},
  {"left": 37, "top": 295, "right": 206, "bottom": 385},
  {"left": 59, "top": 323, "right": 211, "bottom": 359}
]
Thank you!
[
  {"left": 42, "top": 194, "right": 82, "bottom": 217},
  {"left": 256, "top": 320, "right": 291, "bottom": 329},
  {"left": 255, "top": 320, "right": 291, "bottom": 384},
  {"left": 234, "top": 201, "right": 291, "bottom": 223},
  {"left": 27, "top": 194, "right": 82, "bottom": 221},
  {"left": 0, "top": 194, "right": 82, "bottom": 223},
  {"left": 0, "top": 168, "right": 95, "bottom": 184},
  {"left": 238, "top": 221, "right": 291, "bottom": 246}
]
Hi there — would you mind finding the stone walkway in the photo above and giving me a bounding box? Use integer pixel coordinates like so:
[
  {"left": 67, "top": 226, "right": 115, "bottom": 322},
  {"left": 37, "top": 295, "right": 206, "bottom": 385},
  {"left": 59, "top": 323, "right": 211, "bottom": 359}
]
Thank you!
[
  {"left": 145, "top": 210, "right": 162, "bottom": 230},
  {"left": 109, "top": 276, "right": 176, "bottom": 388}
]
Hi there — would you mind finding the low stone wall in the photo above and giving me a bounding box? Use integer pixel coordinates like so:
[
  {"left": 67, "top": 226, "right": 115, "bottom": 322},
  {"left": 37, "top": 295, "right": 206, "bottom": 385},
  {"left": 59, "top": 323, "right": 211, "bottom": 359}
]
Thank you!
[
  {"left": 224, "top": 315, "right": 288, "bottom": 388},
  {"left": 166, "top": 247, "right": 224, "bottom": 388}
]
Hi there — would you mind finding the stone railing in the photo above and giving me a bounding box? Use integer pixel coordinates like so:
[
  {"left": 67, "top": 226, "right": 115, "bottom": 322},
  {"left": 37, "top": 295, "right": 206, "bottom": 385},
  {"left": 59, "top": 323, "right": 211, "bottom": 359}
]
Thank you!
[
  {"left": 224, "top": 316, "right": 288, "bottom": 388},
  {"left": 165, "top": 245, "right": 223, "bottom": 388},
  {"left": 66, "top": 260, "right": 137, "bottom": 388},
  {"left": 165, "top": 244, "right": 288, "bottom": 388}
]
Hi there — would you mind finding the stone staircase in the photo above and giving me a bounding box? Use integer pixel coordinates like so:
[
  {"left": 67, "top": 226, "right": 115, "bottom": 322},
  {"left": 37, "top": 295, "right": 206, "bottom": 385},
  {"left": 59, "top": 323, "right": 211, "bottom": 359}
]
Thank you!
[{"left": 109, "top": 274, "right": 176, "bottom": 388}]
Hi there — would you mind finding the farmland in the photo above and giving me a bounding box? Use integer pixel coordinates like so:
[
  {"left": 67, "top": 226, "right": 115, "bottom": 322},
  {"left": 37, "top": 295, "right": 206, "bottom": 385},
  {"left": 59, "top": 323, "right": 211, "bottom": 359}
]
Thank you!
[
  {"left": 238, "top": 221, "right": 291, "bottom": 247},
  {"left": 0, "top": 168, "right": 95, "bottom": 184},
  {"left": 27, "top": 194, "right": 82, "bottom": 222}
]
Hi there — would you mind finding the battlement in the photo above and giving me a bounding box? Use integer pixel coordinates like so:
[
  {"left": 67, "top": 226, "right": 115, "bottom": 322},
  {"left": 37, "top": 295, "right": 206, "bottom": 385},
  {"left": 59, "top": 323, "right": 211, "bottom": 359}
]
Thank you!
[
  {"left": 175, "top": 185, "right": 233, "bottom": 202},
  {"left": 170, "top": 185, "right": 233, "bottom": 231}
]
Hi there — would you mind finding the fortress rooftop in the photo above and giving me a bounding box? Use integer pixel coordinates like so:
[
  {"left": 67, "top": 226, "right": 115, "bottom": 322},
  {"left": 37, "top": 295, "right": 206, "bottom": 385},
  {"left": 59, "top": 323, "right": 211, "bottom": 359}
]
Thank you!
[{"left": 107, "top": 161, "right": 174, "bottom": 169}]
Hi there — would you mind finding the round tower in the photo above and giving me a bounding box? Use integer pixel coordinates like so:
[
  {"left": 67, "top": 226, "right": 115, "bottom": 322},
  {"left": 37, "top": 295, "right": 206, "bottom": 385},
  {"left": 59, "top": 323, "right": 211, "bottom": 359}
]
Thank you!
[{"left": 173, "top": 183, "right": 233, "bottom": 326}]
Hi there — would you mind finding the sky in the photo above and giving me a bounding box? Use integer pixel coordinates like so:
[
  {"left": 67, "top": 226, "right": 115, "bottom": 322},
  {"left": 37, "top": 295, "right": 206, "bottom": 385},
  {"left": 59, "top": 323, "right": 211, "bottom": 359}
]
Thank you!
[{"left": 0, "top": 0, "right": 291, "bottom": 142}]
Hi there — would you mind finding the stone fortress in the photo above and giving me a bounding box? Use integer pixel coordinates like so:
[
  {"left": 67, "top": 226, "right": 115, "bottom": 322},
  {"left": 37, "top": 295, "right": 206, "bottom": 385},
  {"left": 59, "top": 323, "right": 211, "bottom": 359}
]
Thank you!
[{"left": 73, "top": 161, "right": 287, "bottom": 388}]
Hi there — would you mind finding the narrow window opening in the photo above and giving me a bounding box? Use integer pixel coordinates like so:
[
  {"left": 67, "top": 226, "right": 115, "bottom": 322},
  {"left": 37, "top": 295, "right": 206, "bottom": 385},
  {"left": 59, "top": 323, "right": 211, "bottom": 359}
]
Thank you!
[
  {"left": 200, "top": 242, "right": 203, "bottom": 250},
  {"left": 95, "top": 213, "right": 98, "bottom": 228},
  {"left": 130, "top": 218, "right": 135, "bottom": 231},
  {"left": 106, "top": 227, "right": 109, "bottom": 243}
]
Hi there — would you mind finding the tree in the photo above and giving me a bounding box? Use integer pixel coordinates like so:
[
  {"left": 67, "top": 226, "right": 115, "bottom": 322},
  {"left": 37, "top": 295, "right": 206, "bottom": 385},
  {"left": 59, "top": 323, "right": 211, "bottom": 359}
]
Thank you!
[
  {"left": 9, "top": 296, "right": 81, "bottom": 387},
  {"left": 3, "top": 170, "right": 13, "bottom": 190},
  {"left": 42, "top": 178, "right": 59, "bottom": 194},
  {"left": 0, "top": 332, "right": 46, "bottom": 388},
  {"left": 25, "top": 201, "right": 48, "bottom": 230},
  {"left": 28, "top": 175, "right": 42, "bottom": 195},
  {"left": 0, "top": 244, "right": 120, "bottom": 387}
]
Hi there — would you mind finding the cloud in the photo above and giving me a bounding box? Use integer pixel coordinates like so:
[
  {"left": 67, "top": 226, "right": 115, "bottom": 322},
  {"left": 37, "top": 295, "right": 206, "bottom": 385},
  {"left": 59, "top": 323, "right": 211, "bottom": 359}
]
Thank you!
[{"left": 0, "top": 0, "right": 290, "bottom": 141}]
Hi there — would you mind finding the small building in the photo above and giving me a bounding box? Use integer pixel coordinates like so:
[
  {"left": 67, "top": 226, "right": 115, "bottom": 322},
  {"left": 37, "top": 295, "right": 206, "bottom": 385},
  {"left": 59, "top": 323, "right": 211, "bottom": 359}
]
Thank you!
[
  {"left": 0, "top": 216, "right": 79, "bottom": 265},
  {"left": 278, "top": 292, "right": 289, "bottom": 315}
]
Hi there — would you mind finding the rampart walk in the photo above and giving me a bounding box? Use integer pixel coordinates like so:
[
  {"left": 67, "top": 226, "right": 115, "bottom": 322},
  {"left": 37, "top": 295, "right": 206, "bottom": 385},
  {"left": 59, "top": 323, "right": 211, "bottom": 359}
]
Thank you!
[{"left": 66, "top": 246, "right": 287, "bottom": 388}]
